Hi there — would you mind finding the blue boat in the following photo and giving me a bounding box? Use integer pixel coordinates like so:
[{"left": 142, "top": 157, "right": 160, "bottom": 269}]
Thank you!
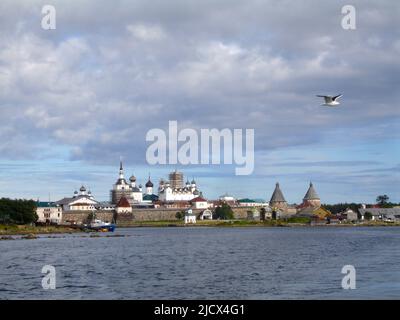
[{"left": 84, "top": 219, "right": 116, "bottom": 232}]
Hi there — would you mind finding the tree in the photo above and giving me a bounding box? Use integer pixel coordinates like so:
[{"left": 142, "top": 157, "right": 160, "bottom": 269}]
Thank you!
[
  {"left": 364, "top": 211, "right": 373, "bottom": 221},
  {"left": 0, "top": 198, "right": 38, "bottom": 224},
  {"left": 322, "top": 203, "right": 360, "bottom": 215},
  {"left": 86, "top": 211, "right": 96, "bottom": 223},
  {"left": 376, "top": 195, "right": 389, "bottom": 205},
  {"left": 214, "top": 203, "right": 234, "bottom": 220},
  {"left": 175, "top": 211, "right": 185, "bottom": 220}
]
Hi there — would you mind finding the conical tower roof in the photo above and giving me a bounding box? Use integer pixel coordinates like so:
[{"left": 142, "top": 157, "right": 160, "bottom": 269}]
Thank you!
[
  {"left": 303, "top": 182, "right": 319, "bottom": 200},
  {"left": 270, "top": 182, "right": 286, "bottom": 203}
]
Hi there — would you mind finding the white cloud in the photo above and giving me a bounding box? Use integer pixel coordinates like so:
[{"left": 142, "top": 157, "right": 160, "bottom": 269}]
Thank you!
[
  {"left": 0, "top": 0, "right": 398, "bottom": 166},
  {"left": 127, "top": 24, "right": 166, "bottom": 41}
]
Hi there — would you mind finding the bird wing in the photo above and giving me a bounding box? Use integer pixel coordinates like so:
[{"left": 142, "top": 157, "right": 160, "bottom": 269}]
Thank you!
[
  {"left": 332, "top": 94, "right": 342, "bottom": 101},
  {"left": 316, "top": 95, "right": 333, "bottom": 103}
]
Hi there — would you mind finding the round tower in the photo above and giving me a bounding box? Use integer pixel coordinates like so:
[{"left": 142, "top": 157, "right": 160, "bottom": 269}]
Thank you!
[
  {"left": 269, "top": 182, "right": 288, "bottom": 210},
  {"left": 302, "top": 182, "right": 321, "bottom": 207}
]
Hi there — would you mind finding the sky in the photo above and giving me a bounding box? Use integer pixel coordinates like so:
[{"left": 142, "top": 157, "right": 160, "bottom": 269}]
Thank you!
[{"left": 0, "top": 0, "right": 399, "bottom": 204}]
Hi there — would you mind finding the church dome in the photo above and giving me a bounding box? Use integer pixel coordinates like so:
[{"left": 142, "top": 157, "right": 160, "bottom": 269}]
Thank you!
[
  {"left": 129, "top": 175, "right": 136, "bottom": 182},
  {"left": 80, "top": 186, "right": 86, "bottom": 192},
  {"left": 145, "top": 179, "right": 154, "bottom": 188}
]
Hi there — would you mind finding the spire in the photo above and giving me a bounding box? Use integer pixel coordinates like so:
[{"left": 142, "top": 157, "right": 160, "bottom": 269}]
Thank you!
[
  {"left": 270, "top": 182, "right": 286, "bottom": 203},
  {"left": 119, "top": 158, "right": 124, "bottom": 179}
]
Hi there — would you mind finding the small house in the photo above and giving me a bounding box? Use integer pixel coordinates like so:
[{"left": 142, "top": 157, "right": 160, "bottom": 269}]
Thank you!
[
  {"left": 184, "top": 209, "right": 197, "bottom": 224},
  {"left": 36, "top": 202, "right": 62, "bottom": 225},
  {"left": 199, "top": 209, "right": 213, "bottom": 220}
]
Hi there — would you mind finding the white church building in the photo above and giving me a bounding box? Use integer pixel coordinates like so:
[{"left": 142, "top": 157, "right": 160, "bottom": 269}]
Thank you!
[
  {"left": 158, "top": 178, "right": 200, "bottom": 202},
  {"left": 56, "top": 186, "right": 99, "bottom": 211}
]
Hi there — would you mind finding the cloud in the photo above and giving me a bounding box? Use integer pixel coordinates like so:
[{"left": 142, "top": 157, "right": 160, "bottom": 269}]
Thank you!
[
  {"left": 0, "top": 0, "right": 399, "bottom": 201},
  {"left": 127, "top": 24, "right": 166, "bottom": 41},
  {"left": 268, "top": 161, "right": 382, "bottom": 167}
]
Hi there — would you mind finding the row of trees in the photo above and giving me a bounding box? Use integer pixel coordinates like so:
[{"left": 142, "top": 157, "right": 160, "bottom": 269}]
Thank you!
[
  {"left": 323, "top": 196, "right": 398, "bottom": 215},
  {"left": 0, "top": 198, "right": 38, "bottom": 224}
]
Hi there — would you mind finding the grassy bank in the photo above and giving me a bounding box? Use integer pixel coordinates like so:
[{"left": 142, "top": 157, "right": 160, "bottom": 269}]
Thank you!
[{"left": 0, "top": 224, "right": 81, "bottom": 236}]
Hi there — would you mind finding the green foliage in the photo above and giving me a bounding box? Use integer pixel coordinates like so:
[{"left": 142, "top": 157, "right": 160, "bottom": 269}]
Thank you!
[
  {"left": 286, "top": 216, "right": 311, "bottom": 224},
  {"left": 87, "top": 212, "right": 96, "bottom": 223},
  {"left": 364, "top": 211, "right": 373, "bottom": 221},
  {"left": 175, "top": 211, "right": 185, "bottom": 220},
  {"left": 322, "top": 203, "right": 360, "bottom": 215},
  {"left": 376, "top": 195, "right": 389, "bottom": 205},
  {"left": 214, "top": 203, "right": 234, "bottom": 220},
  {"left": 0, "top": 198, "right": 38, "bottom": 224},
  {"left": 380, "top": 202, "right": 397, "bottom": 208}
]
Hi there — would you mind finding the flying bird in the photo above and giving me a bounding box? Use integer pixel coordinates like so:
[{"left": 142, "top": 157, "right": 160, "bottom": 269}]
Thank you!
[{"left": 316, "top": 94, "right": 342, "bottom": 106}]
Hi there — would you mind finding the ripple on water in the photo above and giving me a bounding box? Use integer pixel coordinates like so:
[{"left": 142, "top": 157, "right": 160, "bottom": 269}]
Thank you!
[{"left": 1, "top": 227, "right": 400, "bottom": 299}]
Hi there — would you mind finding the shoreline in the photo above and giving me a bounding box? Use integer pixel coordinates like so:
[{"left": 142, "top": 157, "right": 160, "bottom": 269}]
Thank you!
[
  {"left": 0, "top": 224, "right": 82, "bottom": 237},
  {"left": 1, "top": 220, "right": 399, "bottom": 238}
]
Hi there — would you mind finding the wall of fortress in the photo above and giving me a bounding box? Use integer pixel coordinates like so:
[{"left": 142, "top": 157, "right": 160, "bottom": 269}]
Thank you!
[{"left": 61, "top": 207, "right": 251, "bottom": 224}]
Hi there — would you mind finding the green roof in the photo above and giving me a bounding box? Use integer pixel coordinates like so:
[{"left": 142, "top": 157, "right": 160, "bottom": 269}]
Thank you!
[
  {"left": 143, "top": 194, "right": 159, "bottom": 201},
  {"left": 238, "top": 198, "right": 256, "bottom": 203},
  {"left": 37, "top": 201, "right": 58, "bottom": 208}
]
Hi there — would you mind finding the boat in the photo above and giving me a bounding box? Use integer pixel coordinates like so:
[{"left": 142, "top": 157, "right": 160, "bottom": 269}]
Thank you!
[{"left": 83, "top": 219, "right": 116, "bottom": 232}]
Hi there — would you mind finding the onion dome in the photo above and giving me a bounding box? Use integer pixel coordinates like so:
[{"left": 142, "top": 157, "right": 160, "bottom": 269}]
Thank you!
[
  {"left": 80, "top": 185, "right": 86, "bottom": 192},
  {"left": 191, "top": 179, "right": 196, "bottom": 184},
  {"left": 129, "top": 175, "right": 136, "bottom": 182},
  {"left": 139, "top": 184, "right": 143, "bottom": 188},
  {"left": 145, "top": 178, "right": 153, "bottom": 188}
]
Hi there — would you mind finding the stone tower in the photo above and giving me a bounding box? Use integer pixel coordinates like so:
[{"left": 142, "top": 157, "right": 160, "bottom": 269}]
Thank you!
[
  {"left": 302, "top": 182, "right": 321, "bottom": 208},
  {"left": 169, "top": 170, "right": 184, "bottom": 189},
  {"left": 269, "top": 182, "right": 288, "bottom": 210}
]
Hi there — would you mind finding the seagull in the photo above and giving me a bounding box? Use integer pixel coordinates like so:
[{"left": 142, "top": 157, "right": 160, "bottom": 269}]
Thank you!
[{"left": 316, "top": 94, "right": 342, "bottom": 106}]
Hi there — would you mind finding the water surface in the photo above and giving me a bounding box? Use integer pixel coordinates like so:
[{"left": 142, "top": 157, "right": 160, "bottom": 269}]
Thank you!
[{"left": 0, "top": 227, "right": 399, "bottom": 299}]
